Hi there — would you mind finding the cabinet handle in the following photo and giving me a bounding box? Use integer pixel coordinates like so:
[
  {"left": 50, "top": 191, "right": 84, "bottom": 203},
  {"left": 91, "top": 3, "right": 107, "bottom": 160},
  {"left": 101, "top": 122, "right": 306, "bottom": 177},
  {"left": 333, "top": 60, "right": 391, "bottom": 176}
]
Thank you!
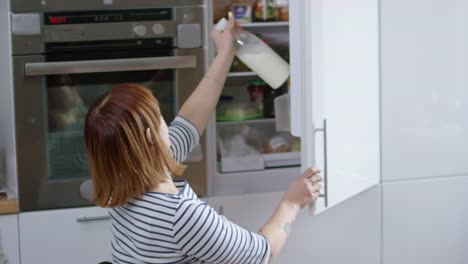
[
  {"left": 314, "top": 119, "right": 328, "bottom": 207},
  {"left": 76, "top": 215, "right": 111, "bottom": 223}
]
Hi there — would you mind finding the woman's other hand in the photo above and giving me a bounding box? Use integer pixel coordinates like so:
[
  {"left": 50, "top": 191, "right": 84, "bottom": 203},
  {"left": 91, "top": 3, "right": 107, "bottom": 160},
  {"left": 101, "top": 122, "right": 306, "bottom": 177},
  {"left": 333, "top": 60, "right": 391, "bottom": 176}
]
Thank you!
[
  {"left": 282, "top": 167, "right": 323, "bottom": 211},
  {"left": 211, "top": 12, "right": 237, "bottom": 57},
  {"left": 259, "top": 167, "right": 323, "bottom": 258}
]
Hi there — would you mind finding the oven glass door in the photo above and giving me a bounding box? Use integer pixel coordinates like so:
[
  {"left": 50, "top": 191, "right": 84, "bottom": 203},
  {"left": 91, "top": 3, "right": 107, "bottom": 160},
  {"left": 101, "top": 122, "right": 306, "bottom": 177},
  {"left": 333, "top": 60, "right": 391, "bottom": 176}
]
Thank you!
[
  {"left": 14, "top": 48, "right": 202, "bottom": 211},
  {"left": 47, "top": 70, "right": 175, "bottom": 181}
]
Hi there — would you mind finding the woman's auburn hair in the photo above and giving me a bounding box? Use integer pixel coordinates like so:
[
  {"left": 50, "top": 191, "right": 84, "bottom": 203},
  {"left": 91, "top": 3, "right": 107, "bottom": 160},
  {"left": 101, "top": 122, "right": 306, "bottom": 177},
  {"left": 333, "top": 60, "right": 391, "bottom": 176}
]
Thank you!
[{"left": 84, "top": 83, "right": 185, "bottom": 207}]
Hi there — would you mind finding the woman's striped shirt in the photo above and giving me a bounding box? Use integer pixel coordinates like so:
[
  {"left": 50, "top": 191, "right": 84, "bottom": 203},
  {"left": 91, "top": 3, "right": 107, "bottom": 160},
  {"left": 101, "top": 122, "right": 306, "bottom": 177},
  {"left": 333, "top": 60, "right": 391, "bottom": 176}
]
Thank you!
[{"left": 110, "top": 116, "right": 271, "bottom": 264}]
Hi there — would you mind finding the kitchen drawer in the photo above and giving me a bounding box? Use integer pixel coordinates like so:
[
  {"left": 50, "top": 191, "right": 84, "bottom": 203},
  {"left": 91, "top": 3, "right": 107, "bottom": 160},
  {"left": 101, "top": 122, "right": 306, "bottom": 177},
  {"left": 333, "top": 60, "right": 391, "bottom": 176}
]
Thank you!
[{"left": 19, "top": 207, "right": 111, "bottom": 264}]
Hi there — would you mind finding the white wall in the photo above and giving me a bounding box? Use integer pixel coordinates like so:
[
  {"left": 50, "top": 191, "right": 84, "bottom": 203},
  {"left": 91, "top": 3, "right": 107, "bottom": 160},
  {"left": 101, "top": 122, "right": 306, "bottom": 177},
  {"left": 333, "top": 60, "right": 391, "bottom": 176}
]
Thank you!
[{"left": 381, "top": 0, "right": 468, "bottom": 263}]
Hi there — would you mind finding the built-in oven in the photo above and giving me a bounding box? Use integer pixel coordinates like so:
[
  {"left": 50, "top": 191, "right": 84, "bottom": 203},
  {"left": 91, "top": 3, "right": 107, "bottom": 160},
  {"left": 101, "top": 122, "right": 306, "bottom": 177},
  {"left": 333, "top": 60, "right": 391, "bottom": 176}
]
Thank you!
[{"left": 11, "top": 1, "right": 208, "bottom": 211}]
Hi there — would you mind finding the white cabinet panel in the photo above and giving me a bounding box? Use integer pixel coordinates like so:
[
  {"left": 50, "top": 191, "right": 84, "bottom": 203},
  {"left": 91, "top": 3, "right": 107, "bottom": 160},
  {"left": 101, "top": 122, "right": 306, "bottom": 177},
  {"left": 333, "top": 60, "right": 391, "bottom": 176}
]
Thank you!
[
  {"left": 207, "top": 192, "right": 283, "bottom": 232},
  {"left": 20, "top": 207, "right": 112, "bottom": 264},
  {"left": 381, "top": 0, "right": 468, "bottom": 182},
  {"left": 276, "top": 186, "right": 381, "bottom": 264},
  {"left": 383, "top": 176, "right": 468, "bottom": 264},
  {"left": 209, "top": 186, "right": 381, "bottom": 264},
  {"left": 0, "top": 215, "right": 20, "bottom": 264}
]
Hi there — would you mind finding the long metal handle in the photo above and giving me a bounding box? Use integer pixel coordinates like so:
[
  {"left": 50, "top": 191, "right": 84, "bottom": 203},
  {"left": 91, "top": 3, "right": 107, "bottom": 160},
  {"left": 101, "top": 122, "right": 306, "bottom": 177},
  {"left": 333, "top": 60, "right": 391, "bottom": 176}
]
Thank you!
[
  {"left": 314, "top": 119, "right": 328, "bottom": 207},
  {"left": 76, "top": 215, "right": 111, "bottom": 223},
  {"left": 25, "top": 56, "right": 197, "bottom": 76}
]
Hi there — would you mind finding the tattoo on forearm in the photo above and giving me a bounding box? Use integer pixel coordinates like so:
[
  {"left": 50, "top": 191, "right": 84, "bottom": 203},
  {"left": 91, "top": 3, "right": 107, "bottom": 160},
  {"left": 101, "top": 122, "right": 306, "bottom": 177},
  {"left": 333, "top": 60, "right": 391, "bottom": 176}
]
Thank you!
[{"left": 283, "top": 221, "right": 292, "bottom": 234}]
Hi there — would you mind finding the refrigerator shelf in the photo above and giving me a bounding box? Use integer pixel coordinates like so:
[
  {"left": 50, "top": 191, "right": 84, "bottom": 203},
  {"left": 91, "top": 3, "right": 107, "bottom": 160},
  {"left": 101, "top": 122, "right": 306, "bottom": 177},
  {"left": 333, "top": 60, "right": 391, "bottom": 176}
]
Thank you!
[
  {"left": 219, "top": 151, "right": 300, "bottom": 173},
  {"left": 216, "top": 118, "right": 275, "bottom": 125},
  {"left": 240, "top": 22, "right": 289, "bottom": 28}
]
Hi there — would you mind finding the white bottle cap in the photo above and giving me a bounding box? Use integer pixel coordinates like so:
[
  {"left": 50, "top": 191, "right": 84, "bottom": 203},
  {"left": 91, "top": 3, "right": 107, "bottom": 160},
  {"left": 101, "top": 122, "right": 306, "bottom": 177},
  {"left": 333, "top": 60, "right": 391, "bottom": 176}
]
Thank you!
[{"left": 215, "top": 18, "right": 228, "bottom": 32}]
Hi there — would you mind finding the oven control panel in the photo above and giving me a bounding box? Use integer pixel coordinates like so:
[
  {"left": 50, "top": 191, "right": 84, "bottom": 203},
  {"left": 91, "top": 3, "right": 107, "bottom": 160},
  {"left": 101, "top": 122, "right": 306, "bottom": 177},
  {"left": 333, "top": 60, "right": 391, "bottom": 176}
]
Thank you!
[
  {"left": 11, "top": 6, "right": 204, "bottom": 54},
  {"left": 45, "top": 8, "right": 172, "bottom": 25}
]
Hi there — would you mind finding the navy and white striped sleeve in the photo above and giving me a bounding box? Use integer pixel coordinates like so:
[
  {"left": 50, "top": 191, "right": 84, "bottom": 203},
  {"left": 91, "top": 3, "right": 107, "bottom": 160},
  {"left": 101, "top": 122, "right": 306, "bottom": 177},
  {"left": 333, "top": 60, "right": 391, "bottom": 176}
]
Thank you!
[
  {"left": 168, "top": 116, "right": 200, "bottom": 163},
  {"left": 173, "top": 199, "right": 271, "bottom": 264}
]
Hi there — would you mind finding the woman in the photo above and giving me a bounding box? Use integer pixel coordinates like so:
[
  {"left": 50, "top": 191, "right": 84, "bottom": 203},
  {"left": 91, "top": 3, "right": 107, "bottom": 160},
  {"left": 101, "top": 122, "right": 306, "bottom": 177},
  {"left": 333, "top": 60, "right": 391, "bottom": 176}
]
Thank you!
[{"left": 84, "top": 13, "right": 322, "bottom": 264}]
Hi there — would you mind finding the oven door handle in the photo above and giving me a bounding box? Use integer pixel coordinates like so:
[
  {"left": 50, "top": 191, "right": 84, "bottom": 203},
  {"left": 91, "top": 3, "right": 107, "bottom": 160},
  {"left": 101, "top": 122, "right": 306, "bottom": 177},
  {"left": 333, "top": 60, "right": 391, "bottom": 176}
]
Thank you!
[{"left": 24, "top": 56, "right": 197, "bottom": 76}]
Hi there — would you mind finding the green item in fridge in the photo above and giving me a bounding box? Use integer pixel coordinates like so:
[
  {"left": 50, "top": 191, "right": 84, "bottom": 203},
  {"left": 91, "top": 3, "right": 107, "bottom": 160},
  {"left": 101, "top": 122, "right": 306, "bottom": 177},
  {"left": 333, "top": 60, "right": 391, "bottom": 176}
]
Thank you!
[{"left": 217, "top": 101, "right": 262, "bottom": 121}]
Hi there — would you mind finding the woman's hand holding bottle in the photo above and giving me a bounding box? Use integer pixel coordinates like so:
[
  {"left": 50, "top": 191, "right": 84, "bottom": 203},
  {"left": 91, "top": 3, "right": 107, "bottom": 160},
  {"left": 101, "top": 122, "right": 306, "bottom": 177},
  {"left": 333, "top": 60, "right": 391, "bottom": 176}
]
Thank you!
[
  {"left": 211, "top": 12, "right": 238, "bottom": 58},
  {"left": 178, "top": 13, "right": 239, "bottom": 134}
]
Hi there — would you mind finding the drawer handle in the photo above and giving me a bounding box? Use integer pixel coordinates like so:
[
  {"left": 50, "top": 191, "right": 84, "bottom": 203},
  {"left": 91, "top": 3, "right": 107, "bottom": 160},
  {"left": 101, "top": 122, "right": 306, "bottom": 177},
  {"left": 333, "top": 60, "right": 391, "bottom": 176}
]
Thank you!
[{"left": 76, "top": 215, "right": 111, "bottom": 223}]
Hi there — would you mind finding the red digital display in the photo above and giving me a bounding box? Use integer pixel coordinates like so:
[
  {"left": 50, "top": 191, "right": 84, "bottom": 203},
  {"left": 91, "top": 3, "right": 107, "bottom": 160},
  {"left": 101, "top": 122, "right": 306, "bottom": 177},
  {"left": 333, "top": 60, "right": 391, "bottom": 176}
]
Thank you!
[{"left": 49, "top": 17, "right": 67, "bottom": 24}]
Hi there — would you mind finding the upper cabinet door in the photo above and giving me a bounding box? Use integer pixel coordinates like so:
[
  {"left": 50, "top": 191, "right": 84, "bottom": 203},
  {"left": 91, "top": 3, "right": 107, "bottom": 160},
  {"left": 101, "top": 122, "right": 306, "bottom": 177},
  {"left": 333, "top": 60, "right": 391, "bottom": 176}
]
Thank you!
[
  {"left": 381, "top": 0, "right": 468, "bottom": 182},
  {"left": 290, "top": 0, "right": 381, "bottom": 214}
]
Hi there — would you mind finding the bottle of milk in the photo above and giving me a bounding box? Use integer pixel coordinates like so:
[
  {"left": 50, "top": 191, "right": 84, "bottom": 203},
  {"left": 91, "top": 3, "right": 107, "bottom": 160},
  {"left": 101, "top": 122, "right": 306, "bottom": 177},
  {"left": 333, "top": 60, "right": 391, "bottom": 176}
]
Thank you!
[{"left": 215, "top": 18, "right": 290, "bottom": 89}]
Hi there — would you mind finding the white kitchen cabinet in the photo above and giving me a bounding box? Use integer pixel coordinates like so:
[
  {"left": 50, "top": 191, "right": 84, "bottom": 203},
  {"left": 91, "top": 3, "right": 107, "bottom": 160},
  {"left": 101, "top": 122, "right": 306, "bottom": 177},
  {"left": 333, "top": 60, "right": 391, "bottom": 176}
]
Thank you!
[
  {"left": 289, "top": 0, "right": 380, "bottom": 214},
  {"left": 383, "top": 176, "right": 468, "bottom": 264},
  {"left": 0, "top": 214, "right": 20, "bottom": 264},
  {"left": 208, "top": 186, "right": 382, "bottom": 264},
  {"left": 276, "top": 186, "right": 381, "bottom": 264},
  {"left": 207, "top": 192, "right": 283, "bottom": 232},
  {"left": 19, "top": 207, "right": 112, "bottom": 264},
  {"left": 381, "top": 0, "right": 468, "bottom": 182}
]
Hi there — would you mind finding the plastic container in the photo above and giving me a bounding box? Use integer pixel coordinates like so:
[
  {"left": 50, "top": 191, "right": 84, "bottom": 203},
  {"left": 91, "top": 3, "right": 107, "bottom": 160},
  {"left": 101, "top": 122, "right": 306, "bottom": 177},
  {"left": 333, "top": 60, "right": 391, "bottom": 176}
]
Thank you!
[
  {"left": 274, "top": 93, "right": 290, "bottom": 131},
  {"left": 216, "top": 122, "right": 300, "bottom": 172},
  {"left": 263, "top": 85, "right": 286, "bottom": 117},
  {"left": 254, "top": 0, "right": 276, "bottom": 22},
  {"left": 248, "top": 80, "right": 268, "bottom": 112},
  {"left": 216, "top": 98, "right": 262, "bottom": 122},
  {"left": 215, "top": 18, "right": 290, "bottom": 89},
  {"left": 216, "top": 124, "right": 264, "bottom": 172},
  {"left": 231, "top": 0, "right": 253, "bottom": 24},
  {"left": 275, "top": 0, "right": 289, "bottom": 21}
]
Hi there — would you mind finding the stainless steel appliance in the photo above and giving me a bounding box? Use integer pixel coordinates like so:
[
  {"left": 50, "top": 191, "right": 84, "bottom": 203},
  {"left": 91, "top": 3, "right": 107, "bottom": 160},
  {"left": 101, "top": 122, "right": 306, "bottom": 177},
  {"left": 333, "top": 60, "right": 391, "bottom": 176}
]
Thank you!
[{"left": 11, "top": 1, "right": 208, "bottom": 211}]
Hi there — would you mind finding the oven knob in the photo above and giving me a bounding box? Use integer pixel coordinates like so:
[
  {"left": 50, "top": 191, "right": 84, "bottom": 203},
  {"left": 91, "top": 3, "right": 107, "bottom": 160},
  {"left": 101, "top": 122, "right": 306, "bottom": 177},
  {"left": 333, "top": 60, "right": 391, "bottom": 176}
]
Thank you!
[
  {"left": 152, "top": 24, "right": 166, "bottom": 35},
  {"left": 134, "top": 25, "right": 147, "bottom": 37}
]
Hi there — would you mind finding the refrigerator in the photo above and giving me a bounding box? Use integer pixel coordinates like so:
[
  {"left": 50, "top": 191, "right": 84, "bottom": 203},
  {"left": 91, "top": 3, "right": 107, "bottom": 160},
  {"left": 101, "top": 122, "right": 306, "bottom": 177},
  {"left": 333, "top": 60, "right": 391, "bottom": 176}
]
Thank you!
[{"left": 206, "top": 0, "right": 381, "bottom": 215}]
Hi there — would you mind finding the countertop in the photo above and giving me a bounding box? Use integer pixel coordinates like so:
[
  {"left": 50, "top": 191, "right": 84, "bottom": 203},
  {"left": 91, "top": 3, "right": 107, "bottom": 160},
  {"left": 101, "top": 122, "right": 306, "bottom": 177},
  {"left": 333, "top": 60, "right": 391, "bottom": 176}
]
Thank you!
[{"left": 0, "top": 199, "right": 19, "bottom": 215}]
